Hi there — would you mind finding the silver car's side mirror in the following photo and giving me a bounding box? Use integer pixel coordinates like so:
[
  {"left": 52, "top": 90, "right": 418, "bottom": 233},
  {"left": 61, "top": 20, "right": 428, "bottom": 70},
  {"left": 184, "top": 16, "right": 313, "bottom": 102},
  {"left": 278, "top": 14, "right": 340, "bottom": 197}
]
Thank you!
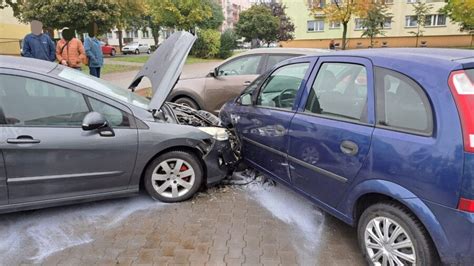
[{"left": 82, "top": 112, "right": 115, "bottom": 137}]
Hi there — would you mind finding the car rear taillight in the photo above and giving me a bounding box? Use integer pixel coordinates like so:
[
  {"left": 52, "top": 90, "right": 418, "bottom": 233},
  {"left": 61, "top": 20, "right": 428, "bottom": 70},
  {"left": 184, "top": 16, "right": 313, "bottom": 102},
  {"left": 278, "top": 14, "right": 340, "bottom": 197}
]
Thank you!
[
  {"left": 458, "top": 197, "right": 474, "bottom": 213},
  {"left": 448, "top": 70, "right": 474, "bottom": 153}
]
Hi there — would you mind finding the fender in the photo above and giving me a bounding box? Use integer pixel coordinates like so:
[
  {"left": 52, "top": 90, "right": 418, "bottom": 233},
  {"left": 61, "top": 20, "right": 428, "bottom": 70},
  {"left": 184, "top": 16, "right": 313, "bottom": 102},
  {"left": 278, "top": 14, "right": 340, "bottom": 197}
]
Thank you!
[{"left": 340, "top": 179, "right": 450, "bottom": 258}]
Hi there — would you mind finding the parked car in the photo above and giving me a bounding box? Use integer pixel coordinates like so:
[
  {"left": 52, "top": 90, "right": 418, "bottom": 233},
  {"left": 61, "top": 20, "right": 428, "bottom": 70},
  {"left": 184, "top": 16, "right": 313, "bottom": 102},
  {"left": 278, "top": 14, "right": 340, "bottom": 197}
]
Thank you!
[
  {"left": 122, "top": 42, "right": 151, "bottom": 55},
  {"left": 169, "top": 48, "right": 328, "bottom": 114},
  {"left": 220, "top": 48, "right": 474, "bottom": 265},
  {"left": 100, "top": 41, "right": 116, "bottom": 56},
  {"left": 0, "top": 32, "right": 237, "bottom": 214}
]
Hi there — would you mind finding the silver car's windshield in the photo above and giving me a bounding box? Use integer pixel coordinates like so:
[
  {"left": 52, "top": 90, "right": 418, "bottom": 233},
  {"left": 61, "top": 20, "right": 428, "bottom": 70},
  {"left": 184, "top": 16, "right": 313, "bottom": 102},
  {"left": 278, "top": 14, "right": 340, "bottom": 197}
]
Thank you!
[{"left": 58, "top": 68, "right": 150, "bottom": 110}]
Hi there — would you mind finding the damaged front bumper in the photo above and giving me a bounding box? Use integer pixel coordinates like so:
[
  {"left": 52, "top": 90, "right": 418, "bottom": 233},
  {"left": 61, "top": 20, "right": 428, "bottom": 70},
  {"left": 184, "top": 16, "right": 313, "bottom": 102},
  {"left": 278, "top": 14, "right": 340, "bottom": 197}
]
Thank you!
[{"left": 199, "top": 138, "right": 238, "bottom": 185}]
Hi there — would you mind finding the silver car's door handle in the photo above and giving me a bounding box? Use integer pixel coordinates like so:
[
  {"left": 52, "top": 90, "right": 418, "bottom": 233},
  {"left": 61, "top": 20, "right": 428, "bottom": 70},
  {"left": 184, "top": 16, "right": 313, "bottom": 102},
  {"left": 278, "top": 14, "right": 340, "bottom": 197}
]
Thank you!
[
  {"left": 243, "top": 81, "right": 251, "bottom": 85},
  {"left": 7, "top": 136, "right": 41, "bottom": 144}
]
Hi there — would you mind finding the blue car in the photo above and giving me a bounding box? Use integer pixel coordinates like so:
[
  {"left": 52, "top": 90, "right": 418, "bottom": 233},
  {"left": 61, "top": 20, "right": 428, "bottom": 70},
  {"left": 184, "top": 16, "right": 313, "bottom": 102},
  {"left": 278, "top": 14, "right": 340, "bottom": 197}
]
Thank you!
[{"left": 220, "top": 48, "right": 474, "bottom": 265}]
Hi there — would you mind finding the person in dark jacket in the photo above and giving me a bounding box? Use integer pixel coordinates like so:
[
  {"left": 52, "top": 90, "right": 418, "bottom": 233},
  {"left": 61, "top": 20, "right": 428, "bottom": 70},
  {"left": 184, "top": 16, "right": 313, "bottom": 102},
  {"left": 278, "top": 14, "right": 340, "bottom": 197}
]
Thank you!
[
  {"left": 22, "top": 20, "right": 56, "bottom": 62},
  {"left": 84, "top": 22, "right": 104, "bottom": 78}
]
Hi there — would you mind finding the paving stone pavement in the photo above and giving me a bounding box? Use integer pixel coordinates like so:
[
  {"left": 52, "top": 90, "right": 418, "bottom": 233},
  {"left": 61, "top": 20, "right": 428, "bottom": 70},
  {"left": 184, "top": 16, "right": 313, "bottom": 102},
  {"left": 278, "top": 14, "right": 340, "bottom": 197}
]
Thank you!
[{"left": 1, "top": 184, "right": 365, "bottom": 266}]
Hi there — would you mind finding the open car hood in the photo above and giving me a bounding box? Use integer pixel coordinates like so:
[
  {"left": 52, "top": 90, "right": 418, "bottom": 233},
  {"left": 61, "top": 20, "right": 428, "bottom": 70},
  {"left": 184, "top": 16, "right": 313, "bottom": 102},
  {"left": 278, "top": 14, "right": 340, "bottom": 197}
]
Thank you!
[{"left": 128, "top": 31, "right": 196, "bottom": 111}]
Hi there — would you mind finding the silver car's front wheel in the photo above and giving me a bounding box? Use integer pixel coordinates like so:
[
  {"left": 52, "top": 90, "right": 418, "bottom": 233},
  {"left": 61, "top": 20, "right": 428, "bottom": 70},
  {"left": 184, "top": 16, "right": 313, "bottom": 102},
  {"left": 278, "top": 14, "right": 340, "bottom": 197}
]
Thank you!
[
  {"left": 152, "top": 158, "right": 195, "bottom": 198},
  {"left": 365, "top": 217, "right": 416, "bottom": 265},
  {"left": 144, "top": 151, "right": 203, "bottom": 202}
]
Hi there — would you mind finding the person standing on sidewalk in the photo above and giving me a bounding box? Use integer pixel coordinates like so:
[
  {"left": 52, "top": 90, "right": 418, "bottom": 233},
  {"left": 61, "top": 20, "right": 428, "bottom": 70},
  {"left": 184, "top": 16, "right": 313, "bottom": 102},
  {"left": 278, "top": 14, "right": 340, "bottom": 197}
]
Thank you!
[
  {"left": 84, "top": 23, "right": 104, "bottom": 78},
  {"left": 22, "top": 20, "right": 56, "bottom": 62},
  {"left": 56, "top": 28, "right": 86, "bottom": 70}
]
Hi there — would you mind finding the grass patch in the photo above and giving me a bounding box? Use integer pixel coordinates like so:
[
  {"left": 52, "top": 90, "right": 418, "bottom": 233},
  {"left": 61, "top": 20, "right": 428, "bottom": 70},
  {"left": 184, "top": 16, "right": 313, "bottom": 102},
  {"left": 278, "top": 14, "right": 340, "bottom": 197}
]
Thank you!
[
  {"left": 82, "top": 64, "right": 141, "bottom": 75},
  {"left": 111, "top": 55, "right": 221, "bottom": 65}
]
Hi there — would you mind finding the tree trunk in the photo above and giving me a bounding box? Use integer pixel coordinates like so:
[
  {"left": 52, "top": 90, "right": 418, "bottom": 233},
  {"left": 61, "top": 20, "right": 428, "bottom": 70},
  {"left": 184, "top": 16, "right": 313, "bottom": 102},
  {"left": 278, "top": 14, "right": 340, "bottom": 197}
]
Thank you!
[
  {"left": 151, "top": 27, "right": 160, "bottom": 47},
  {"left": 415, "top": 25, "right": 420, "bottom": 47},
  {"left": 118, "top": 30, "right": 123, "bottom": 51},
  {"left": 342, "top": 22, "right": 348, "bottom": 50}
]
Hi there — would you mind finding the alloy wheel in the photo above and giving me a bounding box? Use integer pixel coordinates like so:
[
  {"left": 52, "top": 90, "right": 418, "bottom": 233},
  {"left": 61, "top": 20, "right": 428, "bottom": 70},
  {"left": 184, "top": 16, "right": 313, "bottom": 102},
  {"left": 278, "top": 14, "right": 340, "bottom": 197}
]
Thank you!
[
  {"left": 364, "top": 217, "right": 416, "bottom": 266},
  {"left": 151, "top": 158, "right": 195, "bottom": 199}
]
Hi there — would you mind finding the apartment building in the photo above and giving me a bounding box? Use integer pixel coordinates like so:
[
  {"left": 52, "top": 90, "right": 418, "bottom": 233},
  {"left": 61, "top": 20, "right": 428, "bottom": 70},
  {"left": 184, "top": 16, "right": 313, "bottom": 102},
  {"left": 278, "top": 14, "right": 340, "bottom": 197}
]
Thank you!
[
  {"left": 103, "top": 27, "right": 174, "bottom": 48},
  {"left": 219, "top": 0, "right": 252, "bottom": 31},
  {"left": 280, "top": 0, "right": 472, "bottom": 49},
  {"left": 0, "top": 6, "right": 30, "bottom": 55}
]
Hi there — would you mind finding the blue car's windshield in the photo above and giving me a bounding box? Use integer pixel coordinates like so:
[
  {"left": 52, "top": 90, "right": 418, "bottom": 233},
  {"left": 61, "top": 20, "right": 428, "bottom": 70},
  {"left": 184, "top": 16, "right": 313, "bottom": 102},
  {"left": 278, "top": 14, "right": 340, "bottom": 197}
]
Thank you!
[{"left": 58, "top": 68, "right": 150, "bottom": 110}]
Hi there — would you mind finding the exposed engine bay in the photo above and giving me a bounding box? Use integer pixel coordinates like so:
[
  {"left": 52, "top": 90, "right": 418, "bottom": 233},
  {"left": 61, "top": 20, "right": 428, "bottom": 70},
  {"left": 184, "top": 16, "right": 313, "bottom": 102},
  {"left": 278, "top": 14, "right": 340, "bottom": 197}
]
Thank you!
[{"left": 156, "top": 102, "right": 242, "bottom": 161}]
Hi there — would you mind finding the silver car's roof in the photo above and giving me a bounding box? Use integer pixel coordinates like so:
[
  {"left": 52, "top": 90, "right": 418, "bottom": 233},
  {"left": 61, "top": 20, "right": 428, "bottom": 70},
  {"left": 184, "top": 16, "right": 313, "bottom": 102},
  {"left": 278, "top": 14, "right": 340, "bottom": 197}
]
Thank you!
[
  {"left": 0, "top": 55, "right": 57, "bottom": 74},
  {"left": 128, "top": 31, "right": 196, "bottom": 111}
]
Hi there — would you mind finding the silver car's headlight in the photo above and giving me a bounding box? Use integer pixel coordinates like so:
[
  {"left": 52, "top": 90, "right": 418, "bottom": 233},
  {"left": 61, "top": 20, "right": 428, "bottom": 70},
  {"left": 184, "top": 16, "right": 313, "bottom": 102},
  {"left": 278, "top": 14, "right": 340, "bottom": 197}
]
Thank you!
[{"left": 198, "top": 127, "right": 229, "bottom": 141}]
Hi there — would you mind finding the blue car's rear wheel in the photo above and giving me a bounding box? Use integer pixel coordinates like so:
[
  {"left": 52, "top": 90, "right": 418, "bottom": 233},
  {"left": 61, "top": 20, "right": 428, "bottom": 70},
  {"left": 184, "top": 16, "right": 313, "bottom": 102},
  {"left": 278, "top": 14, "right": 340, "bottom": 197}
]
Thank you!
[
  {"left": 144, "top": 150, "right": 203, "bottom": 202},
  {"left": 358, "top": 202, "right": 439, "bottom": 266}
]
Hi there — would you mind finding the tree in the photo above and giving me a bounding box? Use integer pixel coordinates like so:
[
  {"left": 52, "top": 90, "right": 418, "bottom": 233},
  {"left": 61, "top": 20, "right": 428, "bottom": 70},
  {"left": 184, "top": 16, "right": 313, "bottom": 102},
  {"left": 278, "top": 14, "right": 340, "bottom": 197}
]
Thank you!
[
  {"left": 235, "top": 5, "right": 279, "bottom": 47},
  {"left": 441, "top": 0, "right": 474, "bottom": 47},
  {"left": 308, "top": 0, "right": 370, "bottom": 50},
  {"left": 114, "top": 0, "right": 148, "bottom": 51},
  {"left": 192, "top": 29, "right": 220, "bottom": 58},
  {"left": 262, "top": 1, "right": 295, "bottom": 42},
  {"left": 148, "top": 0, "right": 212, "bottom": 32},
  {"left": 408, "top": 1, "right": 433, "bottom": 47},
  {"left": 441, "top": 0, "right": 474, "bottom": 32},
  {"left": 360, "top": 2, "right": 391, "bottom": 48},
  {"left": 0, "top": 0, "right": 22, "bottom": 17},
  {"left": 15, "top": 0, "right": 120, "bottom": 35},
  {"left": 219, "top": 29, "right": 238, "bottom": 59},
  {"left": 198, "top": 0, "right": 224, "bottom": 30}
]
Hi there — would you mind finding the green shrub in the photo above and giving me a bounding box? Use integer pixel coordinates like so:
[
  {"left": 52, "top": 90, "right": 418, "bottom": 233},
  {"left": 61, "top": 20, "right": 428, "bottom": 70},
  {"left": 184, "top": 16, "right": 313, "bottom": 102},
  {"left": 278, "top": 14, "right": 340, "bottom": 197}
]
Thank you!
[
  {"left": 192, "top": 29, "right": 221, "bottom": 58},
  {"left": 219, "top": 29, "right": 237, "bottom": 59}
]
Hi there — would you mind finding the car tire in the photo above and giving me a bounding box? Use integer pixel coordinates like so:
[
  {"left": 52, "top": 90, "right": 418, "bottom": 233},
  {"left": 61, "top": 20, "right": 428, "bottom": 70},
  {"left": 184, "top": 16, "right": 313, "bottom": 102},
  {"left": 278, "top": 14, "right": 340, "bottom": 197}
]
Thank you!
[
  {"left": 358, "top": 202, "right": 439, "bottom": 266},
  {"left": 174, "top": 97, "right": 199, "bottom": 110},
  {"left": 144, "top": 150, "right": 203, "bottom": 203},
  {"left": 110, "top": 49, "right": 116, "bottom": 56},
  {"left": 147, "top": 49, "right": 151, "bottom": 54},
  {"left": 135, "top": 49, "right": 139, "bottom": 55}
]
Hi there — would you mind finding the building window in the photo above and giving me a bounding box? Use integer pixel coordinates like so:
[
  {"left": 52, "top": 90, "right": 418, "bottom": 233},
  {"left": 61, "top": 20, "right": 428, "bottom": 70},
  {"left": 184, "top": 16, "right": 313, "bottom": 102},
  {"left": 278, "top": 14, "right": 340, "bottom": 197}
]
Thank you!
[
  {"left": 355, "top": 18, "right": 365, "bottom": 30},
  {"left": 329, "top": 21, "right": 341, "bottom": 29},
  {"left": 107, "top": 31, "right": 113, "bottom": 39},
  {"left": 126, "top": 31, "right": 133, "bottom": 38},
  {"left": 383, "top": 17, "right": 392, "bottom": 29},
  {"left": 407, "top": 0, "right": 418, "bottom": 3},
  {"left": 133, "top": 30, "right": 139, "bottom": 38},
  {"left": 425, "top": 14, "right": 447, "bottom": 26},
  {"left": 142, "top": 29, "right": 150, "bottom": 38},
  {"left": 384, "top": 0, "right": 394, "bottom": 4},
  {"left": 307, "top": 20, "right": 324, "bottom": 32},
  {"left": 405, "top": 16, "right": 418, "bottom": 27}
]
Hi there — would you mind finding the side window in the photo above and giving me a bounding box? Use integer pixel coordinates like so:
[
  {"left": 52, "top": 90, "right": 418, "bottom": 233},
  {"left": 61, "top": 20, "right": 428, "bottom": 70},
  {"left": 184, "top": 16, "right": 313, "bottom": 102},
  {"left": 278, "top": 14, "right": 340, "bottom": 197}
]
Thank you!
[
  {"left": 305, "top": 63, "right": 368, "bottom": 122},
  {"left": 257, "top": 63, "right": 310, "bottom": 109},
  {"left": 236, "top": 72, "right": 268, "bottom": 105},
  {"left": 0, "top": 75, "right": 89, "bottom": 126},
  {"left": 88, "top": 97, "right": 131, "bottom": 127},
  {"left": 218, "top": 55, "right": 262, "bottom": 76},
  {"left": 375, "top": 67, "right": 433, "bottom": 135},
  {"left": 265, "top": 54, "right": 297, "bottom": 71}
]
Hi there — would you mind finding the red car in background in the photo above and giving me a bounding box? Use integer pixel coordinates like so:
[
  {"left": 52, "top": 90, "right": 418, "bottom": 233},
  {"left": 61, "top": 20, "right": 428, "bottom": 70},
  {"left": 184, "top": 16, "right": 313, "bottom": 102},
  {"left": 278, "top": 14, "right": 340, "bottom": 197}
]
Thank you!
[{"left": 100, "top": 41, "right": 116, "bottom": 56}]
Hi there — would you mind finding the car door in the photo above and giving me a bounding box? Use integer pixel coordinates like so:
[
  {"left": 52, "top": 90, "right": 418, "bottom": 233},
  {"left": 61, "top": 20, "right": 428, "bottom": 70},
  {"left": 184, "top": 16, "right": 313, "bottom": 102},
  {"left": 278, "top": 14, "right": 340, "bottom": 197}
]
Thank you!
[
  {"left": 0, "top": 72, "right": 138, "bottom": 204},
  {"left": 288, "top": 57, "right": 375, "bottom": 207},
  {"left": 233, "top": 62, "right": 312, "bottom": 185},
  {"left": 203, "top": 54, "right": 265, "bottom": 113}
]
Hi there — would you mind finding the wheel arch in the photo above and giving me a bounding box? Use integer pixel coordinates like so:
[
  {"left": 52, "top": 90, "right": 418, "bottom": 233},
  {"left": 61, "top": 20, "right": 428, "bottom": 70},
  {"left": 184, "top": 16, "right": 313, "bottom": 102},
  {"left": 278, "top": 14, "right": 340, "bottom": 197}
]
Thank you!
[
  {"left": 170, "top": 91, "right": 203, "bottom": 109},
  {"left": 138, "top": 145, "right": 208, "bottom": 191},
  {"left": 343, "top": 179, "right": 449, "bottom": 259}
]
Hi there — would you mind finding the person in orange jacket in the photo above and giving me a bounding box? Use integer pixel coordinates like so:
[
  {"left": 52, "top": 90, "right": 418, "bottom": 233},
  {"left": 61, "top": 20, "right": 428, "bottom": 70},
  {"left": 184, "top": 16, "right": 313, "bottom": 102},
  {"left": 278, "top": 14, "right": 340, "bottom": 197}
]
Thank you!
[{"left": 56, "top": 28, "right": 86, "bottom": 70}]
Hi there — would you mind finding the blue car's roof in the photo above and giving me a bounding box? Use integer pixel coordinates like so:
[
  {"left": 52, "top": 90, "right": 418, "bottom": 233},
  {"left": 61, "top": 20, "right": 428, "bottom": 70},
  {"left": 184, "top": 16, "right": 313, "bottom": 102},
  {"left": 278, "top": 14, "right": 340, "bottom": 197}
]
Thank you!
[{"left": 318, "top": 48, "right": 474, "bottom": 71}]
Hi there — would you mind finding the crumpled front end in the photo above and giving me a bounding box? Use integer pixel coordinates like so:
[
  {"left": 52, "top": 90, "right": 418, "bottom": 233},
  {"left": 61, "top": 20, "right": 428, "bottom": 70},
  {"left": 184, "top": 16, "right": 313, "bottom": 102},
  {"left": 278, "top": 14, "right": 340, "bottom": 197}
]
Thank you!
[{"left": 198, "top": 138, "right": 238, "bottom": 185}]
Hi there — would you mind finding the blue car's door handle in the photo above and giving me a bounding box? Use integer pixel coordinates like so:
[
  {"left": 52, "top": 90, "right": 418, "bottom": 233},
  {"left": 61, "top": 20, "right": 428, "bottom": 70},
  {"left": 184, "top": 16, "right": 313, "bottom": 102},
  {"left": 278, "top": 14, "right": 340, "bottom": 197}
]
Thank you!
[
  {"left": 7, "top": 136, "right": 41, "bottom": 144},
  {"left": 340, "top": 140, "right": 358, "bottom": 156}
]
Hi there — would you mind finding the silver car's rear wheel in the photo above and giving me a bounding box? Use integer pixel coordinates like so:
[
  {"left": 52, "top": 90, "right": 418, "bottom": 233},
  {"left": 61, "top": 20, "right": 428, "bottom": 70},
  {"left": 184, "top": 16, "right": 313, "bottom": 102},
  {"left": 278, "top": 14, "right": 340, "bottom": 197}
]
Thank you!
[
  {"left": 152, "top": 158, "right": 195, "bottom": 199},
  {"left": 365, "top": 217, "right": 416, "bottom": 265},
  {"left": 144, "top": 150, "right": 203, "bottom": 202}
]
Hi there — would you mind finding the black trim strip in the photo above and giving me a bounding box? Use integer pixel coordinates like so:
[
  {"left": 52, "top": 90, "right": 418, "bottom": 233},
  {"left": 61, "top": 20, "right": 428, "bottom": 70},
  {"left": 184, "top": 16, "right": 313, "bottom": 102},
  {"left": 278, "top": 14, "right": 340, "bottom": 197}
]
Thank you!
[
  {"left": 7, "top": 171, "right": 124, "bottom": 183},
  {"left": 287, "top": 155, "right": 347, "bottom": 183},
  {"left": 241, "top": 136, "right": 347, "bottom": 183}
]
